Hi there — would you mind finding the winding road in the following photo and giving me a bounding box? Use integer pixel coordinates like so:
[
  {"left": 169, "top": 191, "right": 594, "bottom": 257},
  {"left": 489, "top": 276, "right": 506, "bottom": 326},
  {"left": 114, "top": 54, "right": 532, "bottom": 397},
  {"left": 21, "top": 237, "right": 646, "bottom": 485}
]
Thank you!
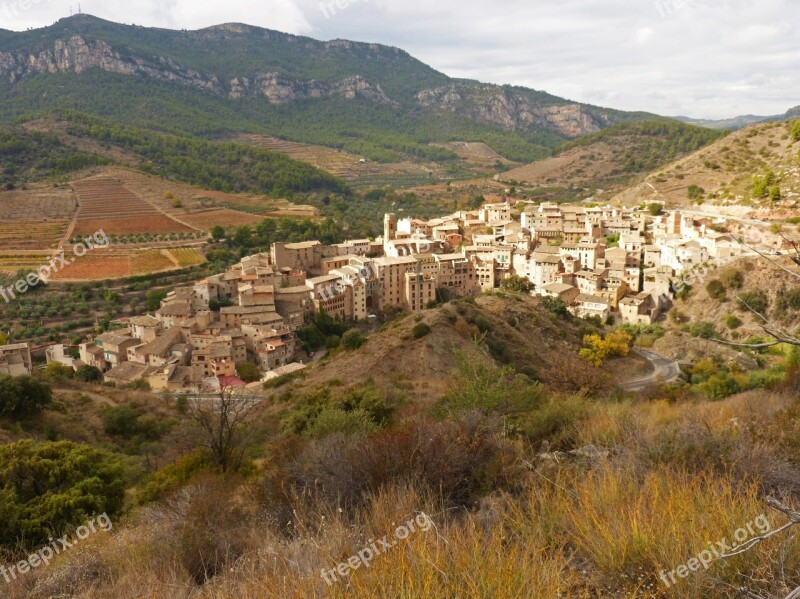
[{"left": 624, "top": 348, "right": 682, "bottom": 390}]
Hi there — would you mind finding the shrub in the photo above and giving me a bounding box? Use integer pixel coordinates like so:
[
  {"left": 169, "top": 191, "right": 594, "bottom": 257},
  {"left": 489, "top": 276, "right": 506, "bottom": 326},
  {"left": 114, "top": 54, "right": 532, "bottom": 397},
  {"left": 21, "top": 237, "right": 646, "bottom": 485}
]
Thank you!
[
  {"left": 411, "top": 322, "right": 431, "bottom": 338},
  {"left": 102, "top": 404, "right": 170, "bottom": 441},
  {"left": 705, "top": 279, "right": 727, "bottom": 301},
  {"left": 719, "top": 268, "right": 744, "bottom": 289},
  {"left": 283, "top": 414, "right": 520, "bottom": 509},
  {"left": 284, "top": 383, "right": 395, "bottom": 436},
  {"left": 0, "top": 375, "right": 52, "bottom": 419},
  {"left": 304, "top": 408, "right": 379, "bottom": 438},
  {"left": 687, "top": 321, "right": 717, "bottom": 339},
  {"left": 341, "top": 329, "right": 366, "bottom": 350},
  {"left": 724, "top": 314, "right": 742, "bottom": 329},
  {"left": 687, "top": 185, "right": 705, "bottom": 200},
  {"left": 0, "top": 440, "right": 126, "bottom": 548},
  {"left": 737, "top": 291, "right": 769, "bottom": 314}
]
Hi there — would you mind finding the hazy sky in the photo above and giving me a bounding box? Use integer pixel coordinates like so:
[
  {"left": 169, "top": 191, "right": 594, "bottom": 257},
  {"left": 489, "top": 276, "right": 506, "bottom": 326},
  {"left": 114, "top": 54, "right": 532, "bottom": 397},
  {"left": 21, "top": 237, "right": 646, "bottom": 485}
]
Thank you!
[{"left": 2, "top": 0, "right": 798, "bottom": 119}]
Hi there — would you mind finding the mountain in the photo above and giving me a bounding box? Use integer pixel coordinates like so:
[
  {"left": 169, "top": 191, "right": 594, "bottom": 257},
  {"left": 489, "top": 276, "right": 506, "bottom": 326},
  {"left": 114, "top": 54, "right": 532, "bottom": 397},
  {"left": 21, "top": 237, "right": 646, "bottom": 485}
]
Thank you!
[
  {"left": 673, "top": 114, "right": 771, "bottom": 131},
  {"left": 0, "top": 14, "right": 657, "bottom": 163},
  {"left": 674, "top": 105, "right": 800, "bottom": 131}
]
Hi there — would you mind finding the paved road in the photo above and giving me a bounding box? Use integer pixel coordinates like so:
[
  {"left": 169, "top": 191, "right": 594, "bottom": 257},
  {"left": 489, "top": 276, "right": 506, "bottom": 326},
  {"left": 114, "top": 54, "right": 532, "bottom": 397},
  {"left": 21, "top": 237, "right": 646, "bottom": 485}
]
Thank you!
[{"left": 624, "top": 348, "right": 682, "bottom": 391}]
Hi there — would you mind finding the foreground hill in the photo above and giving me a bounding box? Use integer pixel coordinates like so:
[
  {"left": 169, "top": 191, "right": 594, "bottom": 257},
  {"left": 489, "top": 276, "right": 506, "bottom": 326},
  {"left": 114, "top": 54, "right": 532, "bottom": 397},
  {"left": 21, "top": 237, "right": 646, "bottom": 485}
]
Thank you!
[
  {"left": 500, "top": 120, "right": 725, "bottom": 202},
  {"left": 614, "top": 118, "right": 800, "bottom": 214},
  {"left": 1, "top": 290, "right": 799, "bottom": 598},
  {"left": 285, "top": 292, "right": 614, "bottom": 404},
  {"left": 0, "top": 14, "right": 657, "bottom": 163}
]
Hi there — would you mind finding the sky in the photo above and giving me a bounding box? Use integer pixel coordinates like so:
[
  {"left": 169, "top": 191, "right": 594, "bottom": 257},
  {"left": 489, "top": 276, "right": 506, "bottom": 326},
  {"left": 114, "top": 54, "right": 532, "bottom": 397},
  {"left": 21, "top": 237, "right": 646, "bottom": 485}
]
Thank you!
[{"left": 1, "top": 0, "right": 798, "bottom": 119}]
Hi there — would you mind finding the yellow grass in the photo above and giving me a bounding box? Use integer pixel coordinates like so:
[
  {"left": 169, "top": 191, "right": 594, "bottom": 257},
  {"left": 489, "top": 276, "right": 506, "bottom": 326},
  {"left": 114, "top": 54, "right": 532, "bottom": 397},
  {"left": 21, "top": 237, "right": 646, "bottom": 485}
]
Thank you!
[{"left": 168, "top": 248, "right": 206, "bottom": 268}]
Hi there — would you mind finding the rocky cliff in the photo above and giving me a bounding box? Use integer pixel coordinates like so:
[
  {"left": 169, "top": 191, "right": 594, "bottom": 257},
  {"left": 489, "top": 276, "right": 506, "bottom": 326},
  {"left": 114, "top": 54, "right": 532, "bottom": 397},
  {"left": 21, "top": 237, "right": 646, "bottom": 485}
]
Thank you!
[
  {"left": 0, "top": 32, "right": 615, "bottom": 137},
  {"left": 417, "top": 84, "right": 609, "bottom": 135}
]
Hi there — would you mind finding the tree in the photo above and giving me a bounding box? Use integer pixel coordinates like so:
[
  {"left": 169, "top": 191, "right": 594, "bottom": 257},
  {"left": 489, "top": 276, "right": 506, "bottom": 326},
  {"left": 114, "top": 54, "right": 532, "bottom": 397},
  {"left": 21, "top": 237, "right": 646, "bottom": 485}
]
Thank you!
[
  {"left": 647, "top": 203, "right": 664, "bottom": 216},
  {"left": 236, "top": 362, "right": 261, "bottom": 383},
  {"left": 75, "top": 365, "right": 103, "bottom": 382},
  {"left": 579, "top": 330, "right": 633, "bottom": 367},
  {"left": 0, "top": 440, "right": 125, "bottom": 548},
  {"left": 145, "top": 289, "right": 168, "bottom": 311},
  {"left": 0, "top": 375, "right": 52, "bottom": 419},
  {"left": 500, "top": 275, "right": 535, "bottom": 294},
  {"left": 211, "top": 225, "right": 225, "bottom": 241},
  {"left": 0, "top": 332, "right": 7, "bottom": 345},
  {"left": 187, "top": 386, "right": 261, "bottom": 473},
  {"left": 341, "top": 329, "right": 366, "bottom": 351}
]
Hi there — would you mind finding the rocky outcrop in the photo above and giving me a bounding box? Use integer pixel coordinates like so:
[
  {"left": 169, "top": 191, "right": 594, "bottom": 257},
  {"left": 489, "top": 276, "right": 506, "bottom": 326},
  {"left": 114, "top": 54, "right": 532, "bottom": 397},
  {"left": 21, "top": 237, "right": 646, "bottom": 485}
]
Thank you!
[
  {"left": 416, "top": 83, "right": 609, "bottom": 137},
  {"left": 229, "top": 73, "right": 395, "bottom": 104},
  {"left": 0, "top": 35, "right": 396, "bottom": 106},
  {"left": 0, "top": 35, "right": 224, "bottom": 93}
]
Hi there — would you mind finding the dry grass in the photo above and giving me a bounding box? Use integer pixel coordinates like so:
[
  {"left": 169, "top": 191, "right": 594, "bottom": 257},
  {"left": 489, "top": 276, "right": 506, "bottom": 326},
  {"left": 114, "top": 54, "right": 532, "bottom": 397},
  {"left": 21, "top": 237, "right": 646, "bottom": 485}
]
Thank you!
[{"left": 4, "top": 388, "right": 800, "bottom": 599}]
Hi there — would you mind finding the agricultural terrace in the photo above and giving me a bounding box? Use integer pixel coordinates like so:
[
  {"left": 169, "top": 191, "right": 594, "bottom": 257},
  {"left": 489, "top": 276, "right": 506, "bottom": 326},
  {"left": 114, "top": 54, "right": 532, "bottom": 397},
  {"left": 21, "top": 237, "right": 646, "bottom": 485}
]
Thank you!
[
  {"left": 0, "top": 185, "right": 76, "bottom": 250},
  {"left": 72, "top": 177, "right": 195, "bottom": 236},
  {"left": 49, "top": 248, "right": 206, "bottom": 281}
]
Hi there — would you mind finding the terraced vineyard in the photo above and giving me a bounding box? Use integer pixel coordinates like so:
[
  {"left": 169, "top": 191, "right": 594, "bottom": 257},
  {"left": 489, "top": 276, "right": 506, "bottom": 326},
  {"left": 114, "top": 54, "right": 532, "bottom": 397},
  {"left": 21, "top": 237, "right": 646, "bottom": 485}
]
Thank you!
[
  {"left": 235, "top": 134, "right": 438, "bottom": 187},
  {"left": 170, "top": 248, "right": 206, "bottom": 267},
  {"left": 72, "top": 178, "right": 194, "bottom": 236},
  {"left": 0, "top": 185, "right": 77, "bottom": 250}
]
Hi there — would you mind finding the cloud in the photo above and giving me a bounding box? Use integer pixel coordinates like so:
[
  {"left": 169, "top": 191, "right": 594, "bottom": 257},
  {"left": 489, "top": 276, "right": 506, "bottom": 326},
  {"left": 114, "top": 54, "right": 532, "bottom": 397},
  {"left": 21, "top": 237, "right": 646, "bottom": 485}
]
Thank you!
[{"left": 1, "top": 0, "right": 798, "bottom": 119}]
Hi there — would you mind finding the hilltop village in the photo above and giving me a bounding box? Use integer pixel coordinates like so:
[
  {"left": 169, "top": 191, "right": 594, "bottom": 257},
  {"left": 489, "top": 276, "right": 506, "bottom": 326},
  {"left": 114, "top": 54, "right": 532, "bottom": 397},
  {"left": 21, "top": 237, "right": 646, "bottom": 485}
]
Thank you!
[{"left": 3, "top": 199, "right": 764, "bottom": 392}]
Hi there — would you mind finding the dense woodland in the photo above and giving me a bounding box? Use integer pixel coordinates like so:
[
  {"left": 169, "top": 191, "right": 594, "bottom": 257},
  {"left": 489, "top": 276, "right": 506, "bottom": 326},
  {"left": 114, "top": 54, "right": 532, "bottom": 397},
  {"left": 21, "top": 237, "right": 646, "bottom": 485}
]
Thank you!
[{"left": 0, "top": 128, "right": 111, "bottom": 189}]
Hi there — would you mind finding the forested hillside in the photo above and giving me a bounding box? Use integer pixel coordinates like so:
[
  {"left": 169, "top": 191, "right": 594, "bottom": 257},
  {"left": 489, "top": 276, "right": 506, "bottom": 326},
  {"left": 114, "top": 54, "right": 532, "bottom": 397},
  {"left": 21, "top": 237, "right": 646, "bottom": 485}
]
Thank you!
[
  {"left": 0, "top": 128, "right": 111, "bottom": 188},
  {"left": 1, "top": 112, "right": 348, "bottom": 197},
  {"left": 0, "top": 15, "right": 663, "bottom": 163}
]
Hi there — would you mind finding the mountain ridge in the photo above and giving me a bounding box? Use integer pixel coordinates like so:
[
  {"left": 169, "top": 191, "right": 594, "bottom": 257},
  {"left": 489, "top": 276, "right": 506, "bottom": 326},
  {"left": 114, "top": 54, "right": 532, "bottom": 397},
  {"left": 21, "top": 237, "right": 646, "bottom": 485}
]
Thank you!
[{"left": 0, "top": 14, "right": 658, "bottom": 162}]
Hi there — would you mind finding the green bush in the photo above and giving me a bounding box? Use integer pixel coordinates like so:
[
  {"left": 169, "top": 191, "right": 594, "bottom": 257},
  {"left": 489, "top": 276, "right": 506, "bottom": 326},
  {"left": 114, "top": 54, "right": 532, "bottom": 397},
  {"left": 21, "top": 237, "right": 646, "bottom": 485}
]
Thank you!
[
  {"left": 723, "top": 314, "right": 742, "bottom": 329},
  {"left": 0, "top": 375, "right": 52, "bottom": 419},
  {"left": 412, "top": 323, "right": 431, "bottom": 338},
  {"left": 706, "top": 279, "right": 727, "bottom": 301},
  {"left": 102, "top": 404, "right": 170, "bottom": 441},
  {"left": 719, "top": 268, "right": 744, "bottom": 289},
  {"left": 341, "top": 329, "right": 366, "bottom": 350},
  {"left": 737, "top": 291, "right": 769, "bottom": 314},
  {"left": 0, "top": 440, "right": 126, "bottom": 548}
]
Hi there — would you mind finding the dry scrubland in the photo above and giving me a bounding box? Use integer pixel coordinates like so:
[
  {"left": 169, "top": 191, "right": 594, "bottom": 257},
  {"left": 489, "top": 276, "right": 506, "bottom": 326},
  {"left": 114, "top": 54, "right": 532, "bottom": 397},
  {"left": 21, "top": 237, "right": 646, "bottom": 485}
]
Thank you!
[
  {"left": 4, "top": 387, "right": 800, "bottom": 599},
  {"left": 616, "top": 120, "right": 800, "bottom": 212},
  {"left": 2, "top": 295, "right": 800, "bottom": 598}
]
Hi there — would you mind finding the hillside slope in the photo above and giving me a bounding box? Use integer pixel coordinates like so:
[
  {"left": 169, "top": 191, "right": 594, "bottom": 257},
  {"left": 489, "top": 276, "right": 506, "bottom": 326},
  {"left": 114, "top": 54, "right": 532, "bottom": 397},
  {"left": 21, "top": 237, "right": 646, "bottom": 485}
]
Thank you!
[
  {"left": 500, "top": 120, "right": 725, "bottom": 202},
  {"left": 614, "top": 119, "right": 800, "bottom": 214},
  {"left": 283, "top": 293, "right": 613, "bottom": 405}
]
